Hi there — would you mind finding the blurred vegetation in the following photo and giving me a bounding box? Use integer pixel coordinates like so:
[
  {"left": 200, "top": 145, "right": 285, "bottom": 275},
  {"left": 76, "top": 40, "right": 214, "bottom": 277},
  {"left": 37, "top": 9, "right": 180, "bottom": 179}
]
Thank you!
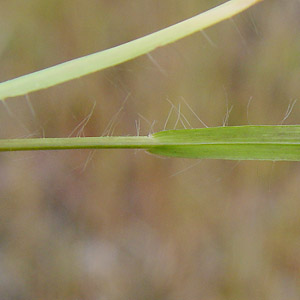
[{"left": 0, "top": 0, "right": 299, "bottom": 299}]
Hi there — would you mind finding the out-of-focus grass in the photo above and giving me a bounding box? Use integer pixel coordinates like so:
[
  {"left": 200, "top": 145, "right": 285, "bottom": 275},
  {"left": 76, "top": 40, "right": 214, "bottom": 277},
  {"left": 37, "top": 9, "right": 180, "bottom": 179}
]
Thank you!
[{"left": 0, "top": 1, "right": 299, "bottom": 299}]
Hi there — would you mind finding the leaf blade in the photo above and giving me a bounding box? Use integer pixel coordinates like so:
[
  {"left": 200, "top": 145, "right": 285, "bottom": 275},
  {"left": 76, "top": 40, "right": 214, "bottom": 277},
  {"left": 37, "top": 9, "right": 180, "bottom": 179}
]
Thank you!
[
  {"left": 149, "top": 126, "right": 300, "bottom": 161},
  {"left": 0, "top": 0, "right": 262, "bottom": 100}
]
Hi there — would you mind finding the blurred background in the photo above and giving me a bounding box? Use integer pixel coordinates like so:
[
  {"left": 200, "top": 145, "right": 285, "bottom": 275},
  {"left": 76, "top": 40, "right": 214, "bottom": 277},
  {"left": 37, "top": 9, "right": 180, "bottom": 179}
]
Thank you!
[{"left": 0, "top": 0, "right": 299, "bottom": 299}]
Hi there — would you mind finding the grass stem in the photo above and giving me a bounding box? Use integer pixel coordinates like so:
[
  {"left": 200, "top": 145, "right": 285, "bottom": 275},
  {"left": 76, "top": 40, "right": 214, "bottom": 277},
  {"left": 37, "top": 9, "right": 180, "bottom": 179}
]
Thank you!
[{"left": 1, "top": 125, "right": 299, "bottom": 161}]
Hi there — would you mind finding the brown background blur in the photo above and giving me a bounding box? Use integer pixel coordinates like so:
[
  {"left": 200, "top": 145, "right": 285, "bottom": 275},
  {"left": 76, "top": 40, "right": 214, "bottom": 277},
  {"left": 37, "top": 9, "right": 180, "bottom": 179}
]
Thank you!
[{"left": 0, "top": 1, "right": 299, "bottom": 299}]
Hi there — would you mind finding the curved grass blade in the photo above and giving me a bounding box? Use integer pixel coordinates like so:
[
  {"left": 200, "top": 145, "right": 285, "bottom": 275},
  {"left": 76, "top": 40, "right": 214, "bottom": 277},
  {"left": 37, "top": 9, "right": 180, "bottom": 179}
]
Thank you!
[
  {"left": 0, "top": 126, "right": 299, "bottom": 161},
  {"left": 0, "top": 0, "right": 262, "bottom": 100}
]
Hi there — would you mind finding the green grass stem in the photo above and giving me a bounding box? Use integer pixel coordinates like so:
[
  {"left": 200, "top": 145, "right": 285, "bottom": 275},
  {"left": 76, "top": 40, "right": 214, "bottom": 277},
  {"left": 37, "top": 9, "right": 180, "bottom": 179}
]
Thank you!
[
  {"left": 0, "top": 0, "right": 262, "bottom": 100},
  {"left": 1, "top": 126, "right": 299, "bottom": 161},
  {"left": 0, "top": 136, "right": 155, "bottom": 151}
]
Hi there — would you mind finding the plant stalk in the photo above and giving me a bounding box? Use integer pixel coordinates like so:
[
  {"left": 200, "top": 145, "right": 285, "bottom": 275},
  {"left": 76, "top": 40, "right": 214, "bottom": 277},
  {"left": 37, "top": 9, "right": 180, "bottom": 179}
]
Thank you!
[{"left": 0, "top": 136, "right": 157, "bottom": 151}]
